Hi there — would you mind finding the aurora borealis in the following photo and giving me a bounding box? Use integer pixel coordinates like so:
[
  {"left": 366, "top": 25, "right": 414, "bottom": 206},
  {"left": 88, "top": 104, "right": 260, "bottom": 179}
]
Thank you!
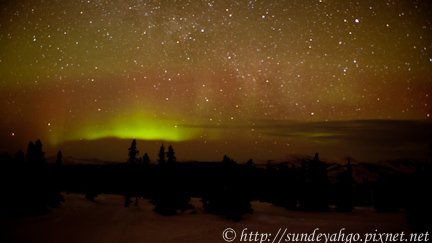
[{"left": 0, "top": 0, "right": 431, "bottom": 162}]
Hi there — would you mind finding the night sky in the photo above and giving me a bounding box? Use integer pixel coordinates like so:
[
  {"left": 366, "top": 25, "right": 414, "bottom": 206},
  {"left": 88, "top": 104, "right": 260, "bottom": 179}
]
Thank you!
[{"left": 1, "top": 0, "right": 431, "bottom": 162}]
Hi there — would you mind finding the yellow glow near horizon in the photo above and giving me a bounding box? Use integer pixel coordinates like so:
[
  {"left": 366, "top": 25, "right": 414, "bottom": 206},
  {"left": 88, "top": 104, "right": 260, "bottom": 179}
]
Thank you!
[{"left": 47, "top": 113, "right": 202, "bottom": 145}]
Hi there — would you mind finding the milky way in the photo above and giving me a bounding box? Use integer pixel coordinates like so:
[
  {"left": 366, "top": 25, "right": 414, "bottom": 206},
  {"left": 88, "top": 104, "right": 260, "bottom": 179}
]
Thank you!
[{"left": 0, "top": 0, "right": 431, "bottom": 161}]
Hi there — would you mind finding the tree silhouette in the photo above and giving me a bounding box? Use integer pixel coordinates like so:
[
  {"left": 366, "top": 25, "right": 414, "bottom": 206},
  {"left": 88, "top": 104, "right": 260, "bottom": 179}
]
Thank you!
[
  {"left": 201, "top": 155, "right": 252, "bottom": 220},
  {"left": 167, "top": 145, "right": 176, "bottom": 164},
  {"left": 35, "top": 139, "right": 45, "bottom": 164},
  {"left": 158, "top": 144, "right": 166, "bottom": 165},
  {"left": 26, "top": 141, "right": 35, "bottom": 165},
  {"left": 34, "top": 139, "right": 45, "bottom": 166},
  {"left": 222, "top": 155, "right": 236, "bottom": 165},
  {"left": 406, "top": 165, "right": 432, "bottom": 231},
  {"left": 14, "top": 149, "right": 25, "bottom": 165},
  {"left": 124, "top": 139, "right": 140, "bottom": 207},
  {"left": 245, "top": 159, "right": 254, "bottom": 168},
  {"left": 56, "top": 150, "right": 63, "bottom": 167},
  {"left": 12, "top": 139, "right": 64, "bottom": 212},
  {"left": 142, "top": 153, "right": 150, "bottom": 166},
  {"left": 25, "top": 139, "right": 45, "bottom": 167},
  {"left": 128, "top": 139, "right": 139, "bottom": 164},
  {"left": 335, "top": 158, "right": 354, "bottom": 212},
  {"left": 299, "top": 153, "right": 329, "bottom": 211}
]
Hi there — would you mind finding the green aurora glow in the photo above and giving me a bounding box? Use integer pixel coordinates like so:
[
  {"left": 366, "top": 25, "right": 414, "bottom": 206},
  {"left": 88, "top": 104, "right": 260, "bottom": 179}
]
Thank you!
[
  {"left": 46, "top": 113, "right": 202, "bottom": 145},
  {"left": 1, "top": 0, "right": 431, "bottom": 161}
]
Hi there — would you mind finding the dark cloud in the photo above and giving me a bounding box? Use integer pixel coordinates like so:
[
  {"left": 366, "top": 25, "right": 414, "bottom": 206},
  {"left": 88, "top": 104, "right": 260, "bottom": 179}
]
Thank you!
[
  {"left": 256, "top": 120, "right": 431, "bottom": 146},
  {"left": 179, "top": 120, "right": 431, "bottom": 161}
]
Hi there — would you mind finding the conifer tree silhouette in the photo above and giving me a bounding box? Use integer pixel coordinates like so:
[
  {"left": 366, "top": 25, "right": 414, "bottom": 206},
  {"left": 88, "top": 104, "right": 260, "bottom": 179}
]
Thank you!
[
  {"left": 56, "top": 150, "right": 63, "bottom": 167},
  {"left": 335, "top": 158, "right": 354, "bottom": 212},
  {"left": 158, "top": 144, "right": 166, "bottom": 165},
  {"left": 25, "top": 139, "right": 45, "bottom": 166},
  {"left": 142, "top": 153, "right": 150, "bottom": 165},
  {"left": 246, "top": 159, "right": 254, "bottom": 167},
  {"left": 299, "top": 153, "right": 328, "bottom": 211},
  {"left": 167, "top": 145, "right": 176, "bottom": 164},
  {"left": 222, "top": 155, "right": 235, "bottom": 164},
  {"left": 14, "top": 149, "right": 25, "bottom": 165},
  {"left": 128, "top": 139, "right": 139, "bottom": 164},
  {"left": 34, "top": 139, "right": 45, "bottom": 166},
  {"left": 26, "top": 141, "right": 35, "bottom": 165}
]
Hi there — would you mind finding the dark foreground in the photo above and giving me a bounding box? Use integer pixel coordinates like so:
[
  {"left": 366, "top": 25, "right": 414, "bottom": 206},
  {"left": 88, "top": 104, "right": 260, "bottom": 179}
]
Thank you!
[{"left": 2, "top": 193, "right": 412, "bottom": 243}]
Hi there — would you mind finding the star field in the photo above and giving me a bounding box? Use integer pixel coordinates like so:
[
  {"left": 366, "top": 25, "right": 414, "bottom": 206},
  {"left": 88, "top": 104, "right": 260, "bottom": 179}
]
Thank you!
[{"left": 0, "top": 0, "right": 431, "bottom": 157}]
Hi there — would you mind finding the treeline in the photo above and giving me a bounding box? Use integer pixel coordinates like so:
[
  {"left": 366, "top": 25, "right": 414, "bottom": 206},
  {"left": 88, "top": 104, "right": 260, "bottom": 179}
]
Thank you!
[
  {"left": 0, "top": 140, "right": 64, "bottom": 216},
  {"left": 0, "top": 139, "right": 431, "bottom": 230}
]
